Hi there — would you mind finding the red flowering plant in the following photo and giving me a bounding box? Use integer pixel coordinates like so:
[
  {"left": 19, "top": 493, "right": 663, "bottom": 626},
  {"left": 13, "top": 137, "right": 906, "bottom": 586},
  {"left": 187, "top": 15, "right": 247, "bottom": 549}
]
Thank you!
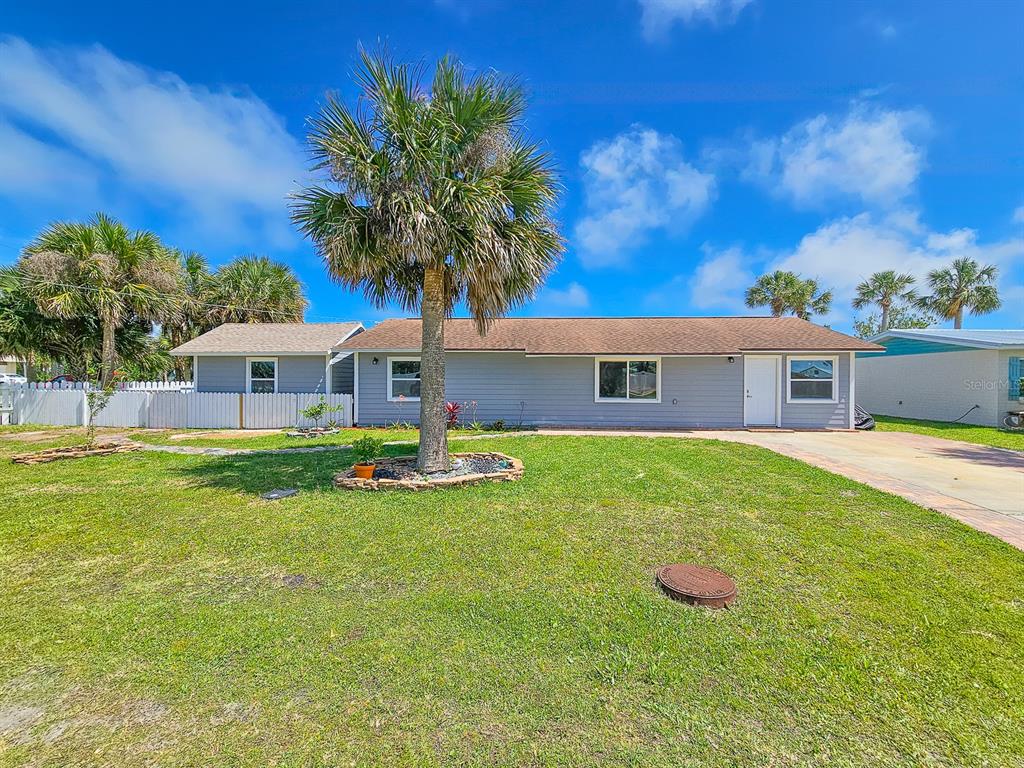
[{"left": 444, "top": 401, "right": 461, "bottom": 429}]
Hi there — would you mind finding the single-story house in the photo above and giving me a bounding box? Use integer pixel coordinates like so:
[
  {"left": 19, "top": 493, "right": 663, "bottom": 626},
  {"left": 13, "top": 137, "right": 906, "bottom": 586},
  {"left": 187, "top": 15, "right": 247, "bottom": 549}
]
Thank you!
[
  {"left": 857, "top": 328, "right": 1024, "bottom": 427},
  {"left": 170, "top": 322, "right": 364, "bottom": 394},
  {"left": 333, "top": 316, "right": 881, "bottom": 430}
]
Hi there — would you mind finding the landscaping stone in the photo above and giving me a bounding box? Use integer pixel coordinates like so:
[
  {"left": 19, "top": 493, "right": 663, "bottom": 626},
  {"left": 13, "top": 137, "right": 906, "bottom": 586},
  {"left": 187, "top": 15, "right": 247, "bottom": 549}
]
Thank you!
[
  {"left": 334, "top": 452, "right": 524, "bottom": 491},
  {"left": 11, "top": 441, "right": 143, "bottom": 465}
]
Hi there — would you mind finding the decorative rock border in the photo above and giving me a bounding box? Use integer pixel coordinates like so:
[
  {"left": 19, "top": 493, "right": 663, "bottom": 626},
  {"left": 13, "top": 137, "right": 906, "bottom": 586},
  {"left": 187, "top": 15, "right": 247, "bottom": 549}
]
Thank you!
[
  {"left": 11, "top": 441, "right": 142, "bottom": 465},
  {"left": 334, "top": 451, "right": 524, "bottom": 491}
]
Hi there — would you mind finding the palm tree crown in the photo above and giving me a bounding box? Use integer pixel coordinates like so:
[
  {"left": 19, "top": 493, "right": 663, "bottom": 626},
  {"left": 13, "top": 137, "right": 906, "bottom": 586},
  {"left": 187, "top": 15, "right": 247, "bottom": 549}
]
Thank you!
[
  {"left": 206, "top": 255, "right": 306, "bottom": 324},
  {"left": 18, "top": 213, "right": 180, "bottom": 385},
  {"left": 921, "top": 257, "right": 1000, "bottom": 329},
  {"left": 851, "top": 270, "right": 917, "bottom": 332},
  {"left": 745, "top": 271, "right": 832, "bottom": 320},
  {"left": 291, "top": 52, "right": 563, "bottom": 471}
]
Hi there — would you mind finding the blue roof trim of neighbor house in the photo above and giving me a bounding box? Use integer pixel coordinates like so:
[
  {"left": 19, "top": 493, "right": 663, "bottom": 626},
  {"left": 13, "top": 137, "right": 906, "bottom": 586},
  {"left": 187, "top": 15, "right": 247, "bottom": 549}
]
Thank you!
[{"left": 856, "top": 337, "right": 982, "bottom": 358}]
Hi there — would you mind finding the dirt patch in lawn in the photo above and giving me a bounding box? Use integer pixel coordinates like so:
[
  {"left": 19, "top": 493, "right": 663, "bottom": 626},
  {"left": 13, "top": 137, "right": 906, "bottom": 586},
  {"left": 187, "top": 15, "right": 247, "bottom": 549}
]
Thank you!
[{"left": 167, "top": 429, "right": 283, "bottom": 441}]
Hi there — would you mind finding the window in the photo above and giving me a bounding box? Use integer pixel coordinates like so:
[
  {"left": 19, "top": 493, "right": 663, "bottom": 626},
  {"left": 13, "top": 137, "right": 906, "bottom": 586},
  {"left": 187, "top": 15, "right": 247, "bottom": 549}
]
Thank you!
[
  {"left": 1009, "top": 356, "right": 1022, "bottom": 400},
  {"left": 595, "top": 358, "right": 660, "bottom": 402},
  {"left": 388, "top": 357, "right": 421, "bottom": 401},
  {"left": 787, "top": 356, "right": 837, "bottom": 402},
  {"left": 246, "top": 357, "right": 277, "bottom": 393}
]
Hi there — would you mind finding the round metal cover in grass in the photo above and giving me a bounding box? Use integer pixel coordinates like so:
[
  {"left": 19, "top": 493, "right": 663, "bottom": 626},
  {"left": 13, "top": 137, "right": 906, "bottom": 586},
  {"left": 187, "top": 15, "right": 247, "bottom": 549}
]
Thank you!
[{"left": 656, "top": 564, "right": 736, "bottom": 609}]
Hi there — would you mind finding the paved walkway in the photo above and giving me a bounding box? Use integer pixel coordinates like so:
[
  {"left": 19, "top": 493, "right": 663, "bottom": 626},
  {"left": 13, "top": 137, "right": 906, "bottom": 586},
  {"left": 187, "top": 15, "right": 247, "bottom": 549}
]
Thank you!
[{"left": 538, "top": 428, "right": 1024, "bottom": 550}]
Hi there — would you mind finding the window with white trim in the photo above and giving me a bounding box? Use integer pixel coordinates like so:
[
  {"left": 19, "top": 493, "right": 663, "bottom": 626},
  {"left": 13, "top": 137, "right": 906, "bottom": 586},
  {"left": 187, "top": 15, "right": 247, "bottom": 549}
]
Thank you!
[
  {"left": 787, "top": 356, "right": 837, "bottom": 402},
  {"left": 595, "top": 358, "right": 660, "bottom": 402},
  {"left": 247, "top": 357, "right": 277, "bottom": 393},
  {"left": 388, "top": 357, "right": 421, "bottom": 401}
]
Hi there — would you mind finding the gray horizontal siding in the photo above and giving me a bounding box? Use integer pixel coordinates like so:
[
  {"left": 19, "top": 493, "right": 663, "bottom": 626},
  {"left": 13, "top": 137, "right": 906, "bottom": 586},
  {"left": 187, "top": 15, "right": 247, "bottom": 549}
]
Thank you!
[
  {"left": 331, "top": 355, "right": 355, "bottom": 394},
  {"left": 357, "top": 352, "right": 744, "bottom": 428},
  {"left": 195, "top": 355, "right": 329, "bottom": 394},
  {"left": 781, "top": 353, "right": 852, "bottom": 429}
]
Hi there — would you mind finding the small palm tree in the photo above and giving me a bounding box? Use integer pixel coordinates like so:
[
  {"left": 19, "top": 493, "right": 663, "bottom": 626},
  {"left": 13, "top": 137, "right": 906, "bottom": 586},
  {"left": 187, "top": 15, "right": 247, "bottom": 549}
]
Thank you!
[
  {"left": 291, "top": 52, "right": 563, "bottom": 471},
  {"left": 921, "top": 257, "right": 1000, "bottom": 329},
  {"left": 851, "top": 270, "right": 917, "bottom": 332},
  {"left": 207, "top": 255, "right": 306, "bottom": 324},
  {"left": 19, "top": 214, "right": 181, "bottom": 386}
]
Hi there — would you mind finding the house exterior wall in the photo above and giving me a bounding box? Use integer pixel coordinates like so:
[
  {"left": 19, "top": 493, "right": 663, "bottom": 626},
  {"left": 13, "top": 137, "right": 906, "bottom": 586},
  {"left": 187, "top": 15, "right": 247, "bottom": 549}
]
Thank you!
[
  {"left": 355, "top": 351, "right": 853, "bottom": 429},
  {"left": 856, "top": 347, "right": 1002, "bottom": 426},
  {"left": 195, "top": 355, "right": 330, "bottom": 394},
  {"left": 330, "top": 355, "right": 355, "bottom": 395}
]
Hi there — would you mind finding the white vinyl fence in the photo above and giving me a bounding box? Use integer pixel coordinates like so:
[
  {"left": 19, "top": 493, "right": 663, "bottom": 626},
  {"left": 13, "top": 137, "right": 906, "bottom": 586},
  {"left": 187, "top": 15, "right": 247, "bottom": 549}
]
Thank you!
[{"left": 0, "top": 384, "right": 351, "bottom": 430}]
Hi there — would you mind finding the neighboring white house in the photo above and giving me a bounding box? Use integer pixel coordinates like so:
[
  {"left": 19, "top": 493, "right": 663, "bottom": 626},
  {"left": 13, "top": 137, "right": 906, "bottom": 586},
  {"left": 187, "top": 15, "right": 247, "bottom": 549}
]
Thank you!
[
  {"left": 1, "top": 355, "right": 26, "bottom": 376},
  {"left": 857, "top": 329, "right": 1024, "bottom": 427}
]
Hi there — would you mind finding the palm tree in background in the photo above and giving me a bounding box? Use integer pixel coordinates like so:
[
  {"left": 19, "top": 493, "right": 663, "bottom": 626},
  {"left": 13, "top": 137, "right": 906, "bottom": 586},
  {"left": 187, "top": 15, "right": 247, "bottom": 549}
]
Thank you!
[
  {"left": 788, "top": 278, "right": 833, "bottom": 321},
  {"left": 205, "top": 255, "right": 306, "bottom": 324},
  {"left": 291, "top": 52, "right": 563, "bottom": 471},
  {"left": 851, "top": 270, "right": 918, "bottom": 332},
  {"left": 18, "top": 214, "right": 181, "bottom": 385},
  {"left": 745, "top": 271, "right": 800, "bottom": 316},
  {"left": 164, "top": 249, "right": 215, "bottom": 380},
  {"left": 920, "top": 257, "right": 1000, "bottom": 329}
]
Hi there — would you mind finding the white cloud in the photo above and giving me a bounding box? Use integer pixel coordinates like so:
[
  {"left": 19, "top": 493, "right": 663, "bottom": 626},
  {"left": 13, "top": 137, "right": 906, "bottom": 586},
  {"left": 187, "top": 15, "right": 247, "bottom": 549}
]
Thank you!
[
  {"left": 0, "top": 120, "right": 97, "bottom": 200},
  {"left": 645, "top": 244, "right": 754, "bottom": 313},
  {"left": 1013, "top": 206, "right": 1024, "bottom": 224},
  {"left": 0, "top": 36, "right": 305, "bottom": 245},
  {"left": 770, "top": 212, "right": 1024, "bottom": 324},
  {"left": 639, "top": 0, "right": 753, "bottom": 39},
  {"left": 747, "top": 103, "right": 929, "bottom": 208},
  {"left": 575, "top": 126, "right": 715, "bottom": 268},
  {"left": 536, "top": 281, "right": 590, "bottom": 311}
]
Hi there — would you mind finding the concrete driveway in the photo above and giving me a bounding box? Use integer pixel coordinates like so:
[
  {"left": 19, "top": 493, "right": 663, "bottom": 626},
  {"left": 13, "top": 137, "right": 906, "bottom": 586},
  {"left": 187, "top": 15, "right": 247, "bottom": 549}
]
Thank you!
[{"left": 539, "top": 428, "right": 1024, "bottom": 550}]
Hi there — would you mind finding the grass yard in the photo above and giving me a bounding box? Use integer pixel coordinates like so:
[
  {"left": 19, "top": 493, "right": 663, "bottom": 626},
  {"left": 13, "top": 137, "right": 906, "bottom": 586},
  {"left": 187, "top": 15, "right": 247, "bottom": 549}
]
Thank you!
[
  {"left": 1, "top": 428, "right": 1022, "bottom": 766},
  {"left": 128, "top": 426, "right": 495, "bottom": 451},
  {"left": 874, "top": 415, "right": 1024, "bottom": 452}
]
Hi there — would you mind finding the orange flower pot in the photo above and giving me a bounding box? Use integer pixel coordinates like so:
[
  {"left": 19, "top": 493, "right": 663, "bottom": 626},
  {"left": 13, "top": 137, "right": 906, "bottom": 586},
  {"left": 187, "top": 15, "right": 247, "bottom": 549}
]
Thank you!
[{"left": 353, "top": 463, "right": 375, "bottom": 479}]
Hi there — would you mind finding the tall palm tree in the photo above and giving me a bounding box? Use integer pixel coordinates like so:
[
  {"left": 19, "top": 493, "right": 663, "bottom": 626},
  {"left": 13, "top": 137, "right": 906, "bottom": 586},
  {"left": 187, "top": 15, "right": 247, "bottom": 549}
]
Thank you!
[
  {"left": 19, "top": 214, "right": 181, "bottom": 385},
  {"left": 851, "top": 270, "right": 917, "bottom": 332},
  {"left": 744, "top": 271, "right": 801, "bottom": 316},
  {"left": 291, "top": 53, "right": 563, "bottom": 471},
  {"left": 789, "top": 278, "right": 833, "bottom": 321},
  {"left": 921, "top": 257, "right": 1000, "bottom": 329},
  {"left": 206, "top": 255, "right": 306, "bottom": 324}
]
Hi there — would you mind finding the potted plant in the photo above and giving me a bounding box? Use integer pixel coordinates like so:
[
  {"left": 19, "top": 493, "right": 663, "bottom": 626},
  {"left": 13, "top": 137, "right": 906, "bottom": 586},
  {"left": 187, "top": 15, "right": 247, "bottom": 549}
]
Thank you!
[{"left": 351, "top": 435, "right": 385, "bottom": 479}]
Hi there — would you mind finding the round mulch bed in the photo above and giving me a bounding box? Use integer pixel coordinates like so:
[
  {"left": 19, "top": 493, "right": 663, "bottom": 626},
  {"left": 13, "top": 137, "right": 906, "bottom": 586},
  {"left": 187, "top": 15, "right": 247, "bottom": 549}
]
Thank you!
[{"left": 334, "top": 452, "right": 523, "bottom": 491}]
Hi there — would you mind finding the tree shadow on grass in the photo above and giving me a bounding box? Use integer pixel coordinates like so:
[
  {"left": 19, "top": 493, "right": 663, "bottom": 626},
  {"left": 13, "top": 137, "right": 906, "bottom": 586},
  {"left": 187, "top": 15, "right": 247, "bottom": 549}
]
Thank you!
[{"left": 168, "top": 444, "right": 418, "bottom": 496}]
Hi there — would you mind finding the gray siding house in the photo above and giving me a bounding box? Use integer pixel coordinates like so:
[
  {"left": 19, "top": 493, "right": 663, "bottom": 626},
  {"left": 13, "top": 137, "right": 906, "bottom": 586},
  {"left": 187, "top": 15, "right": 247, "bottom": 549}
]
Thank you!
[
  {"left": 171, "top": 322, "right": 364, "bottom": 394},
  {"left": 335, "top": 317, "right": 880, "bottom": 430},
  {"left": 857, "top": 329, "right": 1024, "bottom": 427}
]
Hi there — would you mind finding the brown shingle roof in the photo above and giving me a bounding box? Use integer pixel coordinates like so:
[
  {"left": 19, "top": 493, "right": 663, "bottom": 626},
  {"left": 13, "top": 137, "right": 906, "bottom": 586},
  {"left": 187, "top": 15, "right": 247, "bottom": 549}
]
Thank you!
[
  {"left": 171, "top": 322, "right": 363, "bottom": 356},
  {"left": 337, "top": 317, "right": 882, "bottom": 355}
]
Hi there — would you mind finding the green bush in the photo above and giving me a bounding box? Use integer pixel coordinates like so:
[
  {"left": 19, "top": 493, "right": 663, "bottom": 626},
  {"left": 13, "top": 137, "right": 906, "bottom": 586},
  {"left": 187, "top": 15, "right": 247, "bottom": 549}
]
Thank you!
[{"left": 351, "top": 435, "right": 385, "bottom": 465}]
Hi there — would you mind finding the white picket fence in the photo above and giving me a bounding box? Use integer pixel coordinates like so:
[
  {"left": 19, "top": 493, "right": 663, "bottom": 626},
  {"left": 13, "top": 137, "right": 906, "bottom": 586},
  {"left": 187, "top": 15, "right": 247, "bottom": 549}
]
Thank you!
[
  {"left": 0, "top": 385, "right": 351, "bottom": 430},
  {"left": 20, "top": 380, "right": 194, "bottom": 391}
]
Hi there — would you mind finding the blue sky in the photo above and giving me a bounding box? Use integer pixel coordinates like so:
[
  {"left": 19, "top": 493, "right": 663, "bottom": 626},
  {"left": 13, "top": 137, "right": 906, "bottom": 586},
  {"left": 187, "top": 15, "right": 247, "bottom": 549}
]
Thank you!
[{"left": 2, "top": 0, "right": 1021, "bottom": 331}]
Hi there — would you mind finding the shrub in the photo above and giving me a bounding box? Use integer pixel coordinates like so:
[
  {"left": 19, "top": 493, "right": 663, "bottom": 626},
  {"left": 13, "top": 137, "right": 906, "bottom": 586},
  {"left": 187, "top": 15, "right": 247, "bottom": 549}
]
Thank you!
[
  {"left": 486, "top": 419, "right": 506, "bottom": 431},
  {"left": 351, "top": 435, "right": 385, "bottom": 466}
]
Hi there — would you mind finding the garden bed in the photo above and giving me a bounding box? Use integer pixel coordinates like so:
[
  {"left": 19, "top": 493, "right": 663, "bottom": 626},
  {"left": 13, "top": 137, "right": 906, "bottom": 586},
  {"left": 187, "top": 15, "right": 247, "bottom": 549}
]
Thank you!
[
  {"left": 285, "top": 427, "right": 341, "bottom": 439},
  {"left": 11, "top": 441, "right": 142, "bottom": 465},
  {"left": 334, "top": 451, "right": 524, "bottom": 491}
]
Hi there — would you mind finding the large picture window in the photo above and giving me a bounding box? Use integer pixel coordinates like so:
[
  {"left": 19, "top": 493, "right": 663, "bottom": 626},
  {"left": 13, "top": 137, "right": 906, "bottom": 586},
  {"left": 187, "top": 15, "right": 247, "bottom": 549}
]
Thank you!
[
  {"left": 595, "top": 358, "right": 660, "bottom": 402},
  {"left": 388, "top": 357, "right": 421, "bottom": 401},
  {"left": 246, "top": 357, "right": 277, "bottom": 393},
  {"left": 787, "top": 356, "right": 837, "bottom": 402}
]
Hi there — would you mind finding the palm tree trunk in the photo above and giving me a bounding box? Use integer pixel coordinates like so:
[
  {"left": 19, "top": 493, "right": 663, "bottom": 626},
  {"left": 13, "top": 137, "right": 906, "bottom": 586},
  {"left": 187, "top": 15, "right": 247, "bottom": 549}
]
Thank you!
[
  {"left": 417, "top": 267, "right": 450, "bottom": 473},
  {"left": 100, "top": 317, "right": 117, "bottom": 387},
  {"left": 880, "top": 304, "right": 890, "bottom": 332},
  {"left": 954, "top": 307, "right": 963, "bottom": 329}
]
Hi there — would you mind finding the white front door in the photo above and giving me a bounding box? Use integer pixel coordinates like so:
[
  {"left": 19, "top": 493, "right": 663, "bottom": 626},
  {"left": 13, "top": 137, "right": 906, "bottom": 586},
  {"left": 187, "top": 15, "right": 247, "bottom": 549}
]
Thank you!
[{"left": 744, "top": 356, "right": 779, "bottom": 426}]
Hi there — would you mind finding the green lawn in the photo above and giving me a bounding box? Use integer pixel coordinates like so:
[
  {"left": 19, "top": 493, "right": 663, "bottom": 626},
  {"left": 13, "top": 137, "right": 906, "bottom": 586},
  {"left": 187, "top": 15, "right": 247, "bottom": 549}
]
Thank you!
[
  {"left": 874, "top": 415, "right": 1024, "bottom": 452},
  {"left": 1, "top": 429, "right": 1022, "bottom": 766},
  {"left": 127, "top": 426, "right": 499, "bottom": 451}
]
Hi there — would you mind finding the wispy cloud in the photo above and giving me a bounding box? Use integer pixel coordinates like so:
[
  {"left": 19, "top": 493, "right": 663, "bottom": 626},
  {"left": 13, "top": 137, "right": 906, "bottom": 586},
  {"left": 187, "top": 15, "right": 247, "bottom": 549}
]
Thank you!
[
  {"left": 646, "top": 244, "right": 754, "bottom": 313},
  {"left": 638, "top": 0, "right": 753, "bottom": 40},
  {"left": 533, "top": 281, "right": 591, "bottom": 313},
  {"left": 0, "top": 36, "right": 305, "bottom": 247},
  {"left": 575, "top": 126, "right": 715, "bottom": 268},
  {"left": 744, "top": 102, "right": 929, "bottom": 209}
]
